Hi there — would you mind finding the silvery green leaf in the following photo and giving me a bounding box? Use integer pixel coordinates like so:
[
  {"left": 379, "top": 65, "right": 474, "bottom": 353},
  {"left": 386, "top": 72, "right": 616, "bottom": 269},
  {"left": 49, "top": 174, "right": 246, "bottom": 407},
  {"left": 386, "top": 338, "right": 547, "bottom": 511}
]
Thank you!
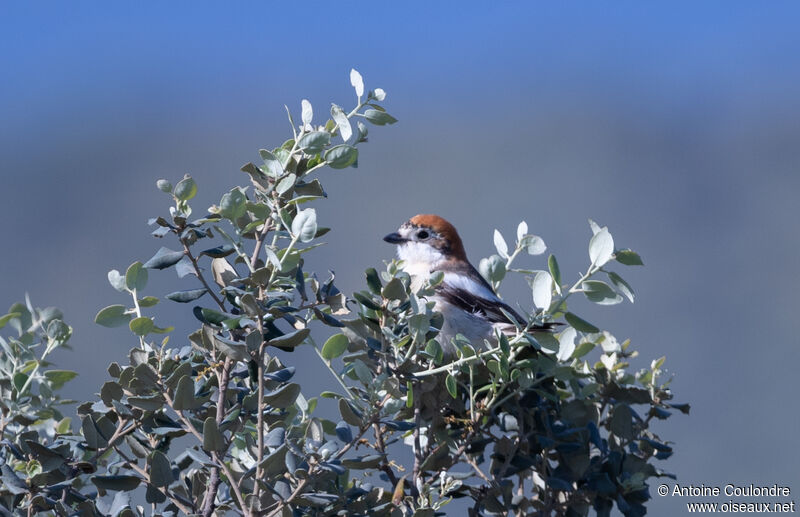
[
  {"left": 156, "top": 179, "right": 172, "bottom": 193},
  {"left": 557, "top": 327, "right": 577, "bottom": 361},
  {"left": 147, "top": 450, "right": 174, "bottom": 487},
  {"left": 297, "top": 132, "right": 331, "bottom": 155},
  {"left": 203, "top": 417, "right": 225, "bottom": 452},
  {"left": 95, "top": 305, "right": 131, "bottom": 328},
  {"left": 372, "top": 88, "right": 386, "bottom": 101},
  {"left": 263, "top": 383, "right": 301, "bottom": 408},
  {"left": 219, "top": 188, "right": 247, "bottom": 220},
  {"left": 263, "top": 246, "right": 281, "bottom": 269},
  {"left": 524, "top": 235, "right": 547, "bottom": 255},
  {"left": 493, "top": 229, "right": 508, "bottom": 259},
  {"left": 607, "top": 271, "right": 635, "bottom": 303},
  {"left": 582, "top": 280, "right": 622, "bottom": 305},
  {"left": 588, "top": 218, "right": 602, "bottom": 235},
  {"left": 292, "top": 208, "right": 317, "bottom": 243},
  {"left": 479, "top": 255, "right": 506, "bottom": 284},
  {"left": 364, "top": 109, "right": 397, "bottom": 125},
  {"left": 516, "top": 221, "right": 528, "bottom": 242},
  {"left": 259, "top": 149, "right": 283, "bottom": 178},
  {"left": 589, "top": 228, "right": 614, "bottom": 267},
  {"left": 350, "top": 68, "right": 364, "bottom": 98},
  {"left": 601, "top": 331, "right": 621, "bottom": 354},
  {"left": 330, "top": 104, "right": 352, "bottom": 142},
  {"left": 143, "top": 247, "right": 184, "bottom": 270},
  {"left": 531, "top": 271, "right": 552, "bottom": 310},
  {"left": 301, "top": 99, "right": 313, "bottom": 126},
  {"left": 108, "top": 269, "right": 126, "bottom": 292},
  {"left": 276, "top": 174, "right": 296, "bottom": 196},
  {"left": 564, "top": 312, "right": 599, "bottom": 333},
  {"left": 324, "top": 144, "right": 358, "bottom": 169}
]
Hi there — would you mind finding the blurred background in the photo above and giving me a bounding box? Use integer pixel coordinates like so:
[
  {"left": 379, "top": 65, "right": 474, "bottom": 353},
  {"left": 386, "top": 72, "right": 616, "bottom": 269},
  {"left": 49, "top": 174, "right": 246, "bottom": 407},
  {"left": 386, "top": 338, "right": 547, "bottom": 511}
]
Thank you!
[{"left": 2, "top": 2, "right": 799, "bottom": 514}]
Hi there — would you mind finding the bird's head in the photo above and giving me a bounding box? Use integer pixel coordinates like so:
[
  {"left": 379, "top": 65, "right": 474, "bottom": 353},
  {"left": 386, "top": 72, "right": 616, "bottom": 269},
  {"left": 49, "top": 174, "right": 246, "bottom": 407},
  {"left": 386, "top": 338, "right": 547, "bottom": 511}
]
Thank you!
[{"left": 383, "top": 214, "right": 468, "bottom": 273}]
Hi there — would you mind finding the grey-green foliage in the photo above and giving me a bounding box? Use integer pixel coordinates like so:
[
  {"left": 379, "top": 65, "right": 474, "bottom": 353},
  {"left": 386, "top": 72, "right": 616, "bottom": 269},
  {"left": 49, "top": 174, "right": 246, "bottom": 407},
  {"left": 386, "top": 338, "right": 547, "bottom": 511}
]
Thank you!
[{"left": 0, "top": 70, "right": 686, "bottom": 517}]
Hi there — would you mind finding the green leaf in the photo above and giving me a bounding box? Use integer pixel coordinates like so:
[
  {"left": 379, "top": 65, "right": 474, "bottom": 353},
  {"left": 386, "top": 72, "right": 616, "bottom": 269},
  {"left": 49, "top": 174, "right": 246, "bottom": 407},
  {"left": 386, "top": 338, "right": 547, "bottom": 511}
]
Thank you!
[
  {"left": 364, "top": 109, "right": 398, "bottom": 125},
  {"left": 548, "top": 254, "right": 562, "bottom": 290},
  {"left": 95, "top": 305, "right": 132, "bottom": 328},
  {"left": 129, "top": 317, "right": 155, "bottom": 336},
  {"left": 297, "top": 131, "right": 331, "bottom": 155},
  {"left": 202, "top": 417, "right": 225, "bottom": 452},
  {"left": 609, "top": 404, "right": 635, "bottom": 440},
  {"left": 291, "top": 208, "right": 317, "bottom": 243},
  {"left": 264, "top": 383, "right": 301, "bottom": 408},
  {"left": 219, "top": 188, "right": 247, "bottom": 220},
  {"left": 321, "top": 334, "right": 348, "bottom": 360},
  {"left": 92, "top": 475, "right": 141, "bottom": 492},
  {"left": 0, "top": 312, "right": 20, "bottom": 329},
  {"left": 565, "top": 312, "right": 600, "bottom": 333},
  {"left": 44, "top": 370, "right": 78, "bottom": 390},
  {"left": 339, "top": 398, "right": 362, "bottom": 426},
  {"left": 125, "top": 262, "right": 148, "bottom": 291},
  {"left": 166, "top": 288, "right": 207, "bottom": 303},
  {"left": 406, "top": 381, "right": 414, "bottom": 408},
  {"left": 128, "top": 395, "right": 164, "bottom": 411},
  {"left": 143, "top": 247, "right": 184, "bottom": 270},
  {"left": 138, "top": 296, "right": 159, "bottom": 308},
  {"left": 330, "top": 104, "right": 352, "bottom": 141},
  {"left": 268, "top": 328, "right": 310, "bottom": 349},
  {"left": 572, "top": 340, "right": 595, "bottom": 359},
  {"left": 589, "top": 227, "right": 614, "bottom": 267},
  {"left": 582, "top": 280, "right": 623, "bottom": 305},
  {"left": 147, "top": 450, "right": 174, "bottom": 487},
  {"left": 365, "top": 268, "right": 382, "bottom": 294},
  {"left": 445, "top": 374, "right": 457, "bottom": 399},
  {"left": 324, "top": 144, "right": 358, "bottom": 169},
  {"left": 172, "top": 375, "right": 197, "bottom": 410},
  {"left": 607, "top": 271, "right": 635, "bottom": 303},
  {"left": 382, "top": 277, "right": 407, "bottom": 301},
  {"left": 174, "top": 175, "right": 197, "bottom": 201},
  {"left": 615, "top": 249, "right": 644, "bottom": 266}
]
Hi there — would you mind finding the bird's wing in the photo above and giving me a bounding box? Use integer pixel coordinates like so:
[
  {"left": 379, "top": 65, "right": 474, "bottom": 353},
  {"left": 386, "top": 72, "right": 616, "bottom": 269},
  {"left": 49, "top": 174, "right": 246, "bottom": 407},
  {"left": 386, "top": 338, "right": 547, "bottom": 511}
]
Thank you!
[
  {"left": 436, "top": 271, "right": 560, "bottom": 332},
  {"left": 436, "top": 282, "right": 524, "bottom": 326}
]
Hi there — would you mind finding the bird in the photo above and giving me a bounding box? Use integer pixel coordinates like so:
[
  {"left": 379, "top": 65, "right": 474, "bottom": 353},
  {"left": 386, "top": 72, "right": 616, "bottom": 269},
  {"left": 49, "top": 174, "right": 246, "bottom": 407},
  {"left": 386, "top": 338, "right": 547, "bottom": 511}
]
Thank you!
[{"left": 384, "top": 214, "right": 555, "bottom": 355}]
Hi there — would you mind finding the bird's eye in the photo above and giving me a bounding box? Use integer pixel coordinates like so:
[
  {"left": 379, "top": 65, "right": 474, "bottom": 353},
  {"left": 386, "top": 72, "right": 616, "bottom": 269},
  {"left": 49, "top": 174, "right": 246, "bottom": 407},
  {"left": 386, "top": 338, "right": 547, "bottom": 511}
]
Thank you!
[{"left": 416, "top": 230, "right": 430, "bottom": 240}]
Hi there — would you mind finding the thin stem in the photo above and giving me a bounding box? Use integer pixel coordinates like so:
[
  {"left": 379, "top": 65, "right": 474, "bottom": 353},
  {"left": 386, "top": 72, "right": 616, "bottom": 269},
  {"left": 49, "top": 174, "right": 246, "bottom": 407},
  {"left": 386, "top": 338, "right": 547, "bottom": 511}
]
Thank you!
[
  {"left": 309, "top": 334, "right": 356, "bottom": 400},
  {"left": 181, "top": 239, "right": 226, "bottom": 310},
  {"left": 413, "top": 346, "right": 502, "bottom": 378}
]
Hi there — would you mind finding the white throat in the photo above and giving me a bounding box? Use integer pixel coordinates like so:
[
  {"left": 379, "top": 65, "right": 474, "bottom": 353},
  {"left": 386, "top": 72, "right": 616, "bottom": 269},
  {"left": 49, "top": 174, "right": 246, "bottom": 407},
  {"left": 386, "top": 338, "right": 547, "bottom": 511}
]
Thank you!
[{"left": 397, "top": 242, "right": 445, "bottom": 280}]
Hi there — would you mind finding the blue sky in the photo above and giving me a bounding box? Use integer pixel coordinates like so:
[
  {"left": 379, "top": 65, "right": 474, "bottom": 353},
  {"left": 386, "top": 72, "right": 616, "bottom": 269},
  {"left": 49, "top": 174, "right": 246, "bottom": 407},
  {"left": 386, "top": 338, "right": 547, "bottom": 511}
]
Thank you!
[{"left": 2, "top": 3, "right": 800, "bottom": 514}]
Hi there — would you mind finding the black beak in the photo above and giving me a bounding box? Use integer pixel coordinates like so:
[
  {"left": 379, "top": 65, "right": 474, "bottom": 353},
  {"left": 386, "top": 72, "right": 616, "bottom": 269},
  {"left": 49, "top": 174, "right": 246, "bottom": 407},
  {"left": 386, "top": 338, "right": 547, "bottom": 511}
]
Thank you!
[{"left": 383, "top": 232, "right": 407, "bottom": 244}]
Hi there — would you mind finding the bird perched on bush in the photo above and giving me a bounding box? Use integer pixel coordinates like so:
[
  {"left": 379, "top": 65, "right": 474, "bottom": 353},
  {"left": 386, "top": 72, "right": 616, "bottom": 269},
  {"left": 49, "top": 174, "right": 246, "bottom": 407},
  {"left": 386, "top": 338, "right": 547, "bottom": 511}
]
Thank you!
[{"left": 384, "top": 214, "right": 556, "bottom": 355}]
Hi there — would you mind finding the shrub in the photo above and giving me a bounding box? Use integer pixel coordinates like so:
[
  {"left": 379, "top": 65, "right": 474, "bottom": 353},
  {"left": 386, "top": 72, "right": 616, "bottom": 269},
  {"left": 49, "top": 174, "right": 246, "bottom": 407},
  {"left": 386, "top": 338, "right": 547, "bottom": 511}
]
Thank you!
[{"left": 0, "top": 70, "right": 686, "bottom": 517}]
